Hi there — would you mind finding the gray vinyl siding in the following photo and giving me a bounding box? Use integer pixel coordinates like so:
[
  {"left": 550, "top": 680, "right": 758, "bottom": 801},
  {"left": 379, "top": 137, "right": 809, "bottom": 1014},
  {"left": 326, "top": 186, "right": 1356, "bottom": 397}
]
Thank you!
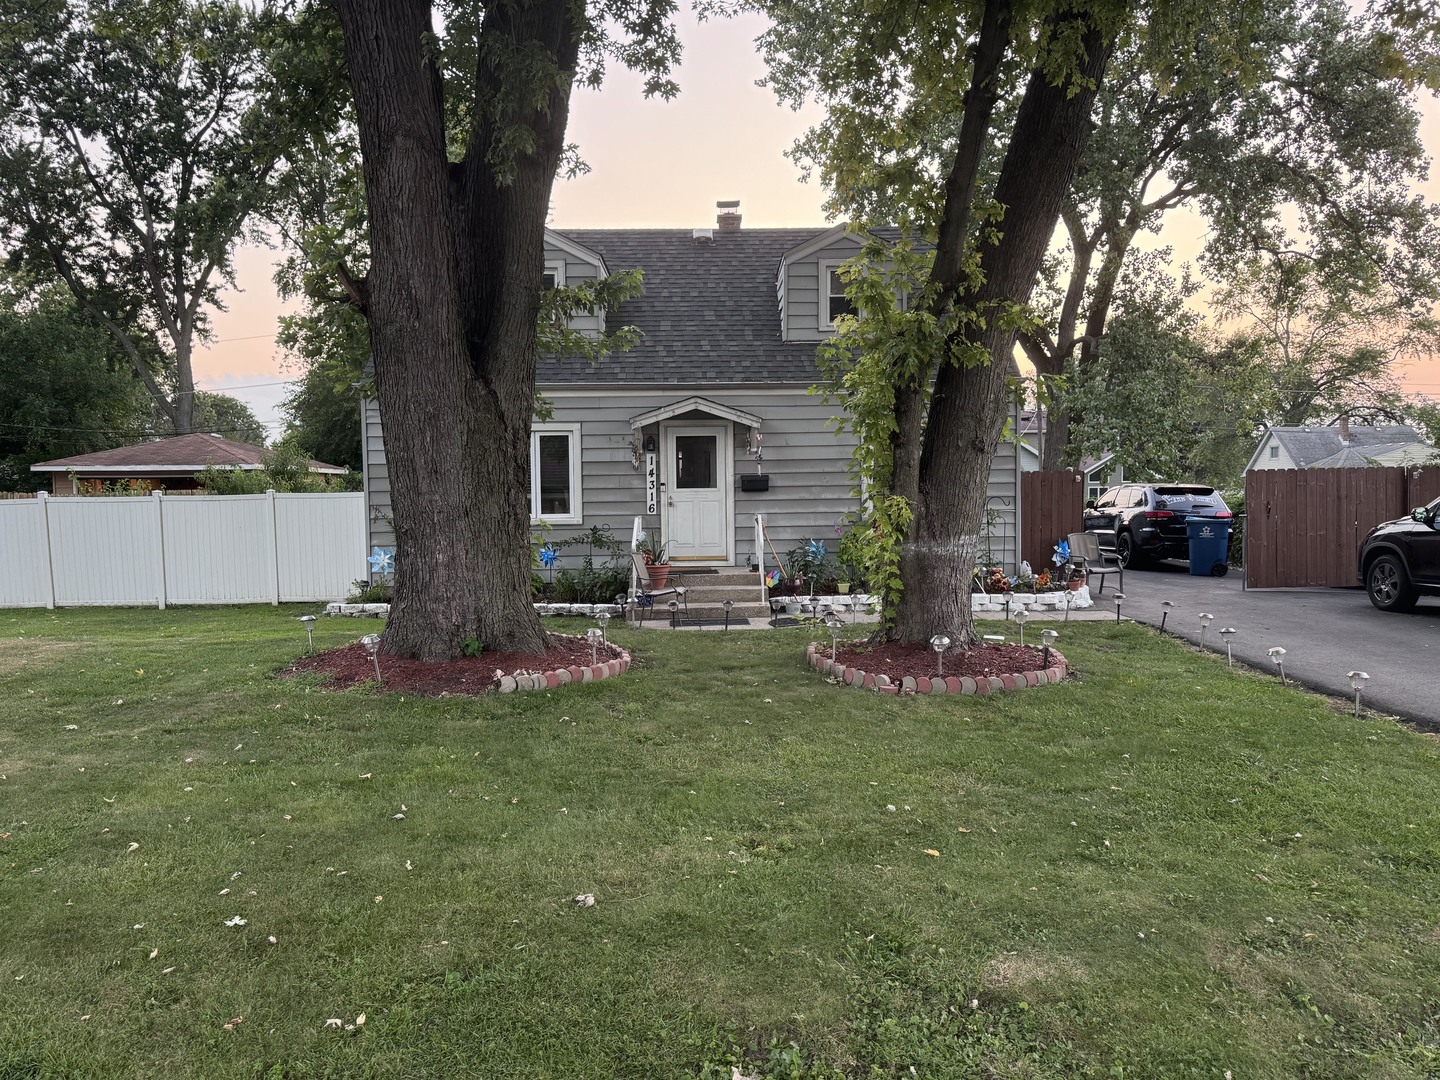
[
  {"left": 780, "top": 233, "right": 865, "bottom": 342},
  {"left": 985, "top": 426, "right": 1019, "bottom": 572},
  {"left": 542, "top": 240, "right": 604, "bottom": 335},
  {"left": 362, "top": 391, "right": 1022, "bottom": 574}
]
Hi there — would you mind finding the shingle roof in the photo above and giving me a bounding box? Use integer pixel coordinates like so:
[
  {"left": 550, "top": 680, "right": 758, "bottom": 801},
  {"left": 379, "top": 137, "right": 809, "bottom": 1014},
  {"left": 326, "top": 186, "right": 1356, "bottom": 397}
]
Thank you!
[
  {"left": 30, "top": 433, "right": 344, "bottom": 473},
  {"left": 540, "top": 228, "right": 826, "bottom": 385},
  {"left": 1268, "top": 424, "right": 1431, "bottom": 468}
]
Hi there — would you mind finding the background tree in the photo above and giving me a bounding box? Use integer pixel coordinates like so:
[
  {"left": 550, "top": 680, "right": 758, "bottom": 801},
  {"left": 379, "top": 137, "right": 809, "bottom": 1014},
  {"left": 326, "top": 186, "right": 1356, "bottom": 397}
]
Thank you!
[
  {"left": 279, "top": 363, "right": 363, "bottom": 470},
  {"left": 0, "top": 272, "right": 152, "bottom": 490},
  {"left": 189, "top": 392, "right": 270, "bottom": 445},
  {"left": 0, "top": 0, "right": 337, "bottom": 434}
]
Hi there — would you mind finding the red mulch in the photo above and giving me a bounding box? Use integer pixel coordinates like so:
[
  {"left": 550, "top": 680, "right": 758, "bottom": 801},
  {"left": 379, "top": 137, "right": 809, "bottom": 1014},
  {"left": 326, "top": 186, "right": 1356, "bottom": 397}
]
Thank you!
[
  {"left": 827, "top": 640, "right": 1057, "bottom": 682},
  {"left": 283, "top": 633, "right": 622, "bottom": 697}
]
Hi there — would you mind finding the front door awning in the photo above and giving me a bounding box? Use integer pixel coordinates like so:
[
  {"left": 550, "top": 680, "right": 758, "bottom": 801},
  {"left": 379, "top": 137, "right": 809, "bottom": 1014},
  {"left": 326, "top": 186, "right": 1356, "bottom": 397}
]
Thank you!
[{"left": 628, "top": 396, "right": 763, "bottom": 431}]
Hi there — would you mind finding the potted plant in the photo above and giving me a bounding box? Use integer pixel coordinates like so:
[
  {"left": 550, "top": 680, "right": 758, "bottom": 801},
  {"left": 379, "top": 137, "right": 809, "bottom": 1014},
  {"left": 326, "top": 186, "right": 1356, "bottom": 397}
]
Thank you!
[
  {"left": 1067, "top": 564, "right": 1087, "bottom": 591},
  {"left": 636, "top": 532, "right": 672, "bottom": 589}
]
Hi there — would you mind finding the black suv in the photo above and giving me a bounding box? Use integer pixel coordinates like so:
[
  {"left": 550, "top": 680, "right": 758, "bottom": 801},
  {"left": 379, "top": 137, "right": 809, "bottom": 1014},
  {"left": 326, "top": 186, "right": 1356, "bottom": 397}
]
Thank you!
[
  {"left": 1083, "top": 484, "right": 1233, "bottom": 568},
  {"left": 1357, "top": 497, "right": 1440, "bottom": 612}
]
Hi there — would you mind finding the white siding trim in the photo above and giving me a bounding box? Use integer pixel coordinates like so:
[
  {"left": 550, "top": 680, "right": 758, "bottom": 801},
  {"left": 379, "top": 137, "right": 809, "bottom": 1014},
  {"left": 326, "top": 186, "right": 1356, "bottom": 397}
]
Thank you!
[
  {"left": 531, "top": 422, "right": 583, "bottom": 525},
  {"left": 818, "top": 259, "right": 854, "bottom": 331}
]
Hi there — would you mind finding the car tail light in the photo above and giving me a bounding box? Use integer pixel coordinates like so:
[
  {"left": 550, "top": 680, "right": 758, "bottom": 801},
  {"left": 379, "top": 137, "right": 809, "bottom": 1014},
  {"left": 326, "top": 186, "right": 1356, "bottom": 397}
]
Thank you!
[
  {"left": 1145, "top": 510, "right": 1174, "bottom": 522},
  {"left": 1215, "top": 510, "right": 1233, "bottom": 519}
]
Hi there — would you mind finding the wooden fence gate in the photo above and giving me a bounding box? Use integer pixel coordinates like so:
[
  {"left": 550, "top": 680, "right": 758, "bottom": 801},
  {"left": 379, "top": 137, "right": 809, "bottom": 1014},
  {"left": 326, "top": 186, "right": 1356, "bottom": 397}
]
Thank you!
[
  {"left": 1021, "top": 470, "right": 1085, "bottom": 571},
  {"left": 1245, "top": 466, "right": 1440, "bottom": 588}
]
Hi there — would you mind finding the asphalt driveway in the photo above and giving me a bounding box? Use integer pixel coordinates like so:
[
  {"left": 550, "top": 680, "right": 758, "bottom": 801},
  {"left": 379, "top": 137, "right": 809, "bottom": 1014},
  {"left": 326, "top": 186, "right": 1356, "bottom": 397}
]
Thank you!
[{"left": 1104, "top": 561, "right": 1440, "bottom": 728}]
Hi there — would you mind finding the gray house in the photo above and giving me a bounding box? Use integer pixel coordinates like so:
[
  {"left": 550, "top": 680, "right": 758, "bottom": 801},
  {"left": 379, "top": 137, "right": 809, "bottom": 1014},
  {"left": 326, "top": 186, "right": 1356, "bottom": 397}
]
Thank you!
[
  {"left": 362, "top": 207, "right": 1021, "bottom": 573},
  {"left": 1246, "top": 419, "right": 1437, "bottom": 472}
]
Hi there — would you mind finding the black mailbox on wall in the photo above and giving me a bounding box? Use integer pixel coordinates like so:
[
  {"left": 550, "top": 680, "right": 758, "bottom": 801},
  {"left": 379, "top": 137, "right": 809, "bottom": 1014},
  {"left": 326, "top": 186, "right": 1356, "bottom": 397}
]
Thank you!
[{"left": 740, "top": 474, "right": 770, "bottom": 492}]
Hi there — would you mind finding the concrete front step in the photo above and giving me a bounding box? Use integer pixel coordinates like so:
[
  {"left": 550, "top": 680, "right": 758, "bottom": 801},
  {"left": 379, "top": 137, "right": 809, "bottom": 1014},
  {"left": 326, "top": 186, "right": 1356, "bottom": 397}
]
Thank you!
[
  {"left": 681, "top": 585, "right": 768, "bottom": 604},
  {"left": 674, "top": 569, "right": 763, "bottom": 587}
]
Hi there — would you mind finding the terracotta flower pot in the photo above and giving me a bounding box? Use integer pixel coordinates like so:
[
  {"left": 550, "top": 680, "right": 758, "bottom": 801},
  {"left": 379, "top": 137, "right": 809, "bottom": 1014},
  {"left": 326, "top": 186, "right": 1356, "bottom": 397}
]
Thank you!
[
  {"left": 646, "top": 563, "right": 672, "bottom": 590},
  {"left": 1067, "top": 574, "right": 1086, "bottom": 592}
]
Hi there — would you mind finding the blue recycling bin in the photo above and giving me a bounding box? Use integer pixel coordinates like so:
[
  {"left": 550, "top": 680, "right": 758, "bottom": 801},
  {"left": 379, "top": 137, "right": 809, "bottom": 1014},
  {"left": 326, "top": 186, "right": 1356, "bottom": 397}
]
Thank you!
[{"left": 1186, "top": 516, "right": 1232, "bottom": 577}]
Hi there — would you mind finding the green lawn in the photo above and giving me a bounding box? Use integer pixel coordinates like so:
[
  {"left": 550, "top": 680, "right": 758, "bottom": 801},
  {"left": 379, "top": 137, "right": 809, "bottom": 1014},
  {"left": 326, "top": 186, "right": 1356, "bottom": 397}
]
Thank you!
[{"left": 1, "top": 607, "right": 1438, "bottom": 1079}]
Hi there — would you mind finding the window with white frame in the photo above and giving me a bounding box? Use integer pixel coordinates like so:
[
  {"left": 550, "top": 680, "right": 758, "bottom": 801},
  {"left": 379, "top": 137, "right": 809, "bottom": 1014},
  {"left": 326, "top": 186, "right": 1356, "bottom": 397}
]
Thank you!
[
  {"left": 542, "top": 260, "right": 566, "bottom": 290},
  {"left": 531, "top": 423, "right": 582, "bottom": 524},
  {"left": 819, "top": 260, "right": 858, "bottom": 329}
]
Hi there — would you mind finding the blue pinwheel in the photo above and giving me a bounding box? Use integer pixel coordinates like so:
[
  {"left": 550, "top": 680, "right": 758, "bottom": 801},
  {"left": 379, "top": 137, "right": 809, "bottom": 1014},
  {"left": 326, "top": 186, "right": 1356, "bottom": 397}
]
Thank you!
[
  {"left": 539, "top": 543, "right": 559, "bottom": 568},
  {"left": 1052, "top": 538, "right": 1071, "bottom": 567},
  {"left": 368, "top": 546, "right": 395, "bottom": 576},
  {"left": 806, "top": 538, "right": 827, "bottom": 562}
]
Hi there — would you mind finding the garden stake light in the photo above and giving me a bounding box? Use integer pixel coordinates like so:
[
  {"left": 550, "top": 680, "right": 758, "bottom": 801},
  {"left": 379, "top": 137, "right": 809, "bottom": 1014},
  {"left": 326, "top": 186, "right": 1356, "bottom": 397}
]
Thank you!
[
  {"left": 1012, "top": 606, "right": 1030, "bottom": 647},
  {"left": 1348, "top": 671, "right": 1370, "bottom": 717},
  {"left": 667, "top": 599, "right": 679, "bottom": 628},
  {"left": 826, "top": 614, "right": 844, "bottom": 662},
  {"left": 586, "top": 627, "right": 604, "bottom": 665},
  {"left": 722, "top": 599, "right": 734, "bottom": 631},
  {"left": 1064, "top": 589, "right": 1074, "bottom": 623},
  {"left": 1112, "top": 592, "right": 1126, "bottom": 624},
  {"left": 1268, "top": 647, "right": 1287, "bottom": 686},
  {"left": 1219, "top": 627, "right": 1238, "bottom": 668},
  {"left": 1198, "top": 612, "right": 1214, "bottom": 651},
  {"left": 1040, "top": 629, "right": 1058, "bottom": 668},
  {"left": 359, "top": 634, "right": 382, "bottom": 686},
  {"left": 930, "top": 634, "right": 952, "bottom": 677},
  {"left": 595, "top": 611, "right": 611, "bottom": 645},
  {"left": 1159, "top": 600, "right": 1173, "bottom": 634},
  {"left": 298, "top": 615, "right": 317, "bottom": 654}
]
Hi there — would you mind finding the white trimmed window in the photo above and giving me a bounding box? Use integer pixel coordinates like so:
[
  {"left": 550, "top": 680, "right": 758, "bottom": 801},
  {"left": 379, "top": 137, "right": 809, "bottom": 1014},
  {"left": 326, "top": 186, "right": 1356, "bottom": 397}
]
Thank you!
[
  {"left": 819, "top": 260, "right": 858, "bottom": 330},
  {"left": 542, "top": 260, "right": 566, "bottom": 290},
  {"left": 531, "top": 423, "right": 582, "bottom": 524}
]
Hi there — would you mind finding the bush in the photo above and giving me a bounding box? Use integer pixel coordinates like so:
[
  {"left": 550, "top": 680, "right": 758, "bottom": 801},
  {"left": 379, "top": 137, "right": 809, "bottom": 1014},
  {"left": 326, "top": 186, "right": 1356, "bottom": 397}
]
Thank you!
[{"left": 347, "top": 579, "right": 392, "bottom": 604}]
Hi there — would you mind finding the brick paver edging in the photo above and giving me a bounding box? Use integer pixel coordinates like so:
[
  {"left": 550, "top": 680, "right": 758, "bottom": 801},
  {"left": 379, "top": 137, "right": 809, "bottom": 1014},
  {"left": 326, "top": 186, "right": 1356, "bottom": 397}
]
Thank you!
[
  {"left": 496, "top": 638, "right": 632, "bottom": 694},
  {"left": 805, "top": 642, "right": 1068, "bottom": 695}
]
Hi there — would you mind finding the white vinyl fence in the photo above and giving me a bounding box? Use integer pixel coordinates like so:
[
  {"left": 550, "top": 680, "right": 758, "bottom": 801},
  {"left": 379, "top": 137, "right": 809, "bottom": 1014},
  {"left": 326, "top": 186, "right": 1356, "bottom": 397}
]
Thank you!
[{"left": 0, "top": 491, "right": 368, "bottom": 609}]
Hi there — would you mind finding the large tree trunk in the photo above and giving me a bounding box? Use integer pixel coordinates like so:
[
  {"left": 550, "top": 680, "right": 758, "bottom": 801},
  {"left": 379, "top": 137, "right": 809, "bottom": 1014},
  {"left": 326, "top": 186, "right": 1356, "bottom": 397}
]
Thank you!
[
  {"left": 891, "top": 18, "right": 1116, "bottom": 646},
  {"left": 338, "top": 0, "right": 569, "bottom": 660}
]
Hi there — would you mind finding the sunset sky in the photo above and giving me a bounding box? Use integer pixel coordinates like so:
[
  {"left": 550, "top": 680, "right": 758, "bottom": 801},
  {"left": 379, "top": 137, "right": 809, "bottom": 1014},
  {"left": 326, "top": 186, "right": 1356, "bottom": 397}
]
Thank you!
[{"left": 193, "top": 9, "right": 1440, "bottom": 435}]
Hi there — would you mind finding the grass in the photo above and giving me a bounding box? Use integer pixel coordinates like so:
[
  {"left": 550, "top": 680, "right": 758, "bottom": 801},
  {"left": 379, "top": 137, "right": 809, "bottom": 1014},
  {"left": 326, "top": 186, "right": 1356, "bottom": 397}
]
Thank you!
[{"left": 1, "top": 607, "right": 1438, "bottom": 1079}]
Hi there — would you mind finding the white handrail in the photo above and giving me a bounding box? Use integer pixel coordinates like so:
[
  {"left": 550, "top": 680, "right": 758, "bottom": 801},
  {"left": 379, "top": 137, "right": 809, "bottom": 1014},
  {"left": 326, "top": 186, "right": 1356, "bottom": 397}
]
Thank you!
[
  {"left": 755, "top": 513, "right": 767, "bottom": 604},
  {"left": 629, "top": 516, "right": 643, "bottom": 606}
]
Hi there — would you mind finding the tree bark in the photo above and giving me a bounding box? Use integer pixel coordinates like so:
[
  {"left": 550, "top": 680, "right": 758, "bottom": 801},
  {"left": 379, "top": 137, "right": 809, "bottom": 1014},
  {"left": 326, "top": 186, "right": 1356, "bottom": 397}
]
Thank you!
[
  {"left": 891, "top": 16, "right": 1116, "bottom": 646},
  {"left": 338, "top": 0, "right": 568, "bottom": 660}
]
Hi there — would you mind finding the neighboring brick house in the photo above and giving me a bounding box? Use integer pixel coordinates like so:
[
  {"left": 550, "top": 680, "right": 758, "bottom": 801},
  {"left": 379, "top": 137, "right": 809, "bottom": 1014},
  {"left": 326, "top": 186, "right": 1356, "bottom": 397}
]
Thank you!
[
  {"left": 30, "top": 433, "right": 345, "bottom": 494},
  {"left": 362, "top": 204, "right": 1023, "bottom": 571}
]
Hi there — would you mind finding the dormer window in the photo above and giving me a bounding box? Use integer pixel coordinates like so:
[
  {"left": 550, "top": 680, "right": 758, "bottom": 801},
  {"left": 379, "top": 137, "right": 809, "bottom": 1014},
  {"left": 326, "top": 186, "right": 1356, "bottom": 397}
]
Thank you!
[{"left": 820, "top": 260, "right": 858, "bottom": 330}]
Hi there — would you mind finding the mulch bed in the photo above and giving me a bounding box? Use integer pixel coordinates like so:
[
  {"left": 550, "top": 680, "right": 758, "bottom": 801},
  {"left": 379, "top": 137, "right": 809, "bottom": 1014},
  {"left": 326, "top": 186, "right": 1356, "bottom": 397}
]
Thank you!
[
  {"left": 829, "top": 640, "right": 1054, "bottom": 682},
  {"left": 284, "top": 633, "right": 624, "bottom": 697}
]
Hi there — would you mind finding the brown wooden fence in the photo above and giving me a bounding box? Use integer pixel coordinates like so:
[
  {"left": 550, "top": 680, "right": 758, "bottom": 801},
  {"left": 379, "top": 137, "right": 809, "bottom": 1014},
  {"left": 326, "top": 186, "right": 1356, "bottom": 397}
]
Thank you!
[
  {"left": 1244, "top": 466, "right": 1440, "bottom": 588},
  {"left": 1021, "top": 470, "right": 1085, "bottom": 571}
]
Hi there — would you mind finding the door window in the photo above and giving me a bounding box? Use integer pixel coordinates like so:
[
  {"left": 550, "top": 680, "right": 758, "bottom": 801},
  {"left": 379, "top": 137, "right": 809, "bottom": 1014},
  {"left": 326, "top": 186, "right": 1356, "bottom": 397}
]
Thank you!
[{"left": 674, "top": 435, "right": 717, "bottom": 489}]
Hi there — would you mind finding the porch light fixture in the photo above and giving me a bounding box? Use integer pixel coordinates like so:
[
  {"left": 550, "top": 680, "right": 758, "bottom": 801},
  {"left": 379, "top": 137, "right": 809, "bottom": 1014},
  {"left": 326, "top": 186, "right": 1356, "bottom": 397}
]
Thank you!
[
  {"left": 1219, "top": 627, "right": 1238, "bottom": 668},
  {"left": 722, "top": 599, "right": 735, "bottom": 632},
  {"left": 1159, "top": 600, "right": 1174, "bottom": 634},
  {"left": 1267, "top": 646, "right": 1287, "bottom": 686},
  {"left": 595, "top": 611, "right": 611, "bottom": 645},
  {"left": 643, "top": 434, "right": 657, "bottom": 453},
  {"left": 1012, "top": 606, "right": 1030, "bottom": 647},
  {"left": 299, "top": 614, "right": 317, "bottom": 654},
  {"left": 586, "top": 626, "right": 604, "bottom": 664},
  {"left": 1347, "top": 671, "right": 1370, "bottom": 717},
  {"left": 930, "top": 634, "right": 952, "bottom": 676},
  {"left": 826, "top": 613, "right": 845, "bottom": 661},
  {"left": 1197, "top": 612, "right": 1214, "bottom": 651},
  {"left": 1040, "top": 628, "right": 1058, "bottom": 668},
  {"left": 359, "top": 634, "right": 382, "bottom": 685},
  {"left": 1112, "top": 592, "right": 1126, "bottom": 624}
]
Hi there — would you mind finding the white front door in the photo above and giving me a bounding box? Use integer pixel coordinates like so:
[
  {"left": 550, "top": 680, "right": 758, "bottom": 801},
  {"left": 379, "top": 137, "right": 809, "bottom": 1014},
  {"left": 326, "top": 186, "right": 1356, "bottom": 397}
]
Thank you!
[{"left": 661, "top": 423, "right": 731, "bottom": 562}]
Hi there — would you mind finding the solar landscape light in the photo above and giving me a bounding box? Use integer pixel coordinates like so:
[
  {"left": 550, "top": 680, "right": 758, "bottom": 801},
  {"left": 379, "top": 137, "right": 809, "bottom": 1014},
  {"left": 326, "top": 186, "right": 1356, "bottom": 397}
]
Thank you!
[
  {"left": 298, "top": 614, "right": 317, "bottom": 654},
  {"left": 1040, "top": 628, "right": 1058, "bottom": 668},
  {"left": 722, "top": 598, "right": 735, "bottom": 631},
  {"left": 1064, "top": 589, "right": 1075, "bottom": 623},
  {"left": 359, "top": 634, "right": 382, "bottom": 685},
  {"left": 1198, "top": 612, "right": 1215, "bottom": 651},
  {"left": 1268, "top": 646, "right": 1287, "bottom": 686},
  {"left": 1012, "top": 606, "right": 1030, "bottom": 647},
  {"left": 826, "top": 613, "right": 845, "bottom": 661},
  {"left": 930, "top": 634, "right": 952, "bottom": 677},
  {"left": 586, "top": 626, "right": 605, "bottom": 665},
  {"left": 1347, "top": 670, "right": 1370, "bottom": 717},
  {"left": 667, "top": 598, "right": 680, "bottom": 628},
  {"left": 595, "top": 611, "right": 611, "bottom": 645},
  {"left": 1112, "top": 592, "right": 1126, "bottom": 625},
  {"left": 1159, "top": 600, "right": 1174, "bottom": 634},
  {"left": 1219, "top": 627, "right": 1238, "bottom": 668}
]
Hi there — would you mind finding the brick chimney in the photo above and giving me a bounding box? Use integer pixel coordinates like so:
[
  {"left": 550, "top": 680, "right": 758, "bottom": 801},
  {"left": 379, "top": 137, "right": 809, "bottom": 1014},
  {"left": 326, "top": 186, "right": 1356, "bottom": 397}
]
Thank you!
[
  {"left": 716, "top": 199, "right": 741, "bottom": 233},
  {"left": 1338, "top": 414, "right": 1351, "bottom": 444}
]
